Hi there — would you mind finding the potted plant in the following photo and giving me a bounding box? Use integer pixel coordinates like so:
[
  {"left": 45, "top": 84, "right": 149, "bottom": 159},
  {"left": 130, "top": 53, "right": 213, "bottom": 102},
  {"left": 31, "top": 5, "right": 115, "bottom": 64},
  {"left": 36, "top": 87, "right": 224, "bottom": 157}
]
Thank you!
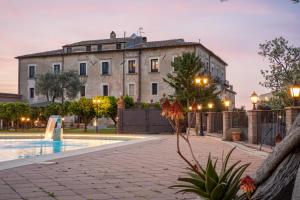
[{"left": 231, "top": 130, "right": 242, "bottom": 141}]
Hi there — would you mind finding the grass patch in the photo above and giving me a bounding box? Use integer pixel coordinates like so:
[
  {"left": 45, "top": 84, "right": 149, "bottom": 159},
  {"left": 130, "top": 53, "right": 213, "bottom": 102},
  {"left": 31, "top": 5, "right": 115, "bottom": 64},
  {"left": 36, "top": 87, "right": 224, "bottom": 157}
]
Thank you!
[{"left": 0, "top": 127, "right": 117, "bottom": 134}]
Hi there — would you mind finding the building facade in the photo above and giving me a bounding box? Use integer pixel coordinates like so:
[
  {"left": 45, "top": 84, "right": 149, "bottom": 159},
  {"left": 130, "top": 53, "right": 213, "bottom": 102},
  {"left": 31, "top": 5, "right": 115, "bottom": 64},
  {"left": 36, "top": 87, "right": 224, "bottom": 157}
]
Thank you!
[{"left": 17, "top": 31, "right": 236, "bottom": 108}]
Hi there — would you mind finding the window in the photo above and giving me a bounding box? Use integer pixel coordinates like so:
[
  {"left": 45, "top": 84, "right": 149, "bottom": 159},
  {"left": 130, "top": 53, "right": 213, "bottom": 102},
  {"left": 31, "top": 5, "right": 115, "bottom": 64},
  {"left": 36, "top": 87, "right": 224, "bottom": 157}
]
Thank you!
[
  {"left": 86, "top": 45, "right": 91, "bottom": 52},
  {"left": 101, "top": 61, "right": 110, "bottom": 75},
  {"left": 172, "top": 56, "right": 179, "bottom": 72},
  {"left": 150, "top": 59, "right": 159, "bottom": 72},
  {"left": 28, "top": 65, "right": 35, "bottom": 79},
  {"left": 103, "top": 85, "right": 109, "bottom": 96},
  {"left": 29, "top": 88, "right": 35, "bottom": 99},
  {"left": 67, "top": 47, "right": 72, "bottom": 53},
  {"left": 97, "top": 45, "right": 102, "bottom": 51},
  {"left": 151, "top": 83, "right": 158, "bottom": 95},
  {"left": 79, "top": 63, "right": 87, "bottom": 76},
  {"left": 128, "top": 83, "right": 135, "bottom": 97},
  {"left": 53, "top": 64, "right": 60, "bottom": 74},
  {"left": 80, "top": 86, "right": 85, "bottom": 97},
  {"left": 116, "top": 43, "right": 122, "bottom": 50},
  {"left": 128, "top": 60, "right": 136, "bottom": 74}
]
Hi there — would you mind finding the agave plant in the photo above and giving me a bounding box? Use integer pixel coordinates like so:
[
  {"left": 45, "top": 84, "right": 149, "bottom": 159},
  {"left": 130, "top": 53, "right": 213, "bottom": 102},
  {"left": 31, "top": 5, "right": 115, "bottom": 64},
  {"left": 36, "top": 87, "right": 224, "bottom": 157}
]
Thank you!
[{"left": 172, "top": 147, "right": 250, "bottom": 200}]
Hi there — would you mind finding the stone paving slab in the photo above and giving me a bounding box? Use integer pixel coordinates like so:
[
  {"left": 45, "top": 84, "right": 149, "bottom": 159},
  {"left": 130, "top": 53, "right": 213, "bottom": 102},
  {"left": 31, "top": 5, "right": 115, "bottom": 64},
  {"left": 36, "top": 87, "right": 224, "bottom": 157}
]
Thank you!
[{"left": 0, "top": 136, "right": 263, "bottom": 200}]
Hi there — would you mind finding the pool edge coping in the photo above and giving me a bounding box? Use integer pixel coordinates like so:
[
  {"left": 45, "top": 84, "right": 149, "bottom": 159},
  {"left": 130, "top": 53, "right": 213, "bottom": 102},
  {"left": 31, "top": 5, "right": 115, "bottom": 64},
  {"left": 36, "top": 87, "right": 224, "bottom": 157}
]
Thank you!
[{"left": 0, "top": 135, "right": 160, "bottom": 171}]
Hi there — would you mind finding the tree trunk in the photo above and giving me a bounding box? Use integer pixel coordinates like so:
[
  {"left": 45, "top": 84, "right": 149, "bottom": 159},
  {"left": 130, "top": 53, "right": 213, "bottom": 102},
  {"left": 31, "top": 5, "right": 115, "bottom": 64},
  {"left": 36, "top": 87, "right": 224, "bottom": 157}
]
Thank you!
[
  {"left": 84, "top": 122, "right": 87, "bottom": 132},
  {"left": 238, "top": 148, "right": 300, "bottom": 200}
]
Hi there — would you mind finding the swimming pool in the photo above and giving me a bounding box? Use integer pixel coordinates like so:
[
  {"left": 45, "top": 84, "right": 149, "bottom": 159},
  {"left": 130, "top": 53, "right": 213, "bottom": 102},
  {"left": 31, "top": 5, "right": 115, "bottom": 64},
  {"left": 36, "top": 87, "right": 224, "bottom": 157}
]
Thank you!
[{"left": 0, "top": 139, "right": 123, "bottom": 162}]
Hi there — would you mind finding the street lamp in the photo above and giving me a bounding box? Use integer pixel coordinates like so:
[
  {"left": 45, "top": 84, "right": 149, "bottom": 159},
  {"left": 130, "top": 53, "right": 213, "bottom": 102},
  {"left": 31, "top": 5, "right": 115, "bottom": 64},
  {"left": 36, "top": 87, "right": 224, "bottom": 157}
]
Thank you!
[
  {"left": 93, "top": 98, "right": 101, "bottom": 133},
  {"left": 194, "top": 76, "right": 209, "bottom": 136},
  {"left": 195, "top": 76, "right": 209, "bottom": 86},
  {"left": 250, "top": 91, "right": 258, "bottom": 110},
  {"left": 290, "top": 83, "right": 300, "bottom": 106},
  {"left": 208, "top": 103, "right": 214, "bottom": 110},
  {"left": 224, "top": 99, "right": 230, "bottom": 111}
]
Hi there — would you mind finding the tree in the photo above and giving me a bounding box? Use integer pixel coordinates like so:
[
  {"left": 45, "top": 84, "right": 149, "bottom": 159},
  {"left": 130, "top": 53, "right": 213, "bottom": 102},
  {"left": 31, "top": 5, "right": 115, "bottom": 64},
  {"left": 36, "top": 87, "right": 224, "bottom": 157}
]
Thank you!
[
  {"left": 0, "top": 102, "right": 30, "bottom": 131},
  {"left": 35, "top": 70, "right": 82, "bottom": 103},
  {"left": 69, "top": 97, "right": 95, "bottom": 132},
  {"left": 259, "top": 37, "right": 300, "bottom": 108},
  {"left": 35, "top": 73, "right": 60, "bottom": 102},
  {"left": 59, "top": 71, "right": 82, "bottom": 103},
  {"left": 93, "top": 96, "right": 117, "bottom": 125},
  {"left": 163, "top": 52, "right": 222, "bottom": 110}
]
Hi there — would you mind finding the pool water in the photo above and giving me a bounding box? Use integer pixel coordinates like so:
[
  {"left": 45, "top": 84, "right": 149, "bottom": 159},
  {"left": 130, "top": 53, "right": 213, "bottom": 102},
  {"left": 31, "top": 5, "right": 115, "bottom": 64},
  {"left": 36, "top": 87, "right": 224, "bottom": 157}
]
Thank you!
[{"left": 0, "top": 139, "right": 123, "bottom": 162}]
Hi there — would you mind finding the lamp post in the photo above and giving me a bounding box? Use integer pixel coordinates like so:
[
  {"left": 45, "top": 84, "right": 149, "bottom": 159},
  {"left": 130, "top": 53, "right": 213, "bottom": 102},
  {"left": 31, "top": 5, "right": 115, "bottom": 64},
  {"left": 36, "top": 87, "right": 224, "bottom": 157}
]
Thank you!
[
  {"left": 250, "top": 91, "right": 258, "bottom": 110},
  {"left": 26, "top": 118, "right": 30, "bottom": 129},
  {"left": 290, "top": 83, "right": 300, "bottom": 106},
  {"left": 93, "top": 99, "right": 101, "bottom": 133},
  {"left": 194, "top": 76, "right": 209, "bottom": 136},
  {"left": 20, "top": 117, "right": 25, "bottom": 129}
]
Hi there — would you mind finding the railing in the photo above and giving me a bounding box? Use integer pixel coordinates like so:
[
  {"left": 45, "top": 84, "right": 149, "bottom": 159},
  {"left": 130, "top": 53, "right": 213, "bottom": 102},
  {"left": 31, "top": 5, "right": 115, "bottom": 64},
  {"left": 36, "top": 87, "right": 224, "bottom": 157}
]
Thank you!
[{"left": 257, "top": 110, "right": 286, "bottom": 147}]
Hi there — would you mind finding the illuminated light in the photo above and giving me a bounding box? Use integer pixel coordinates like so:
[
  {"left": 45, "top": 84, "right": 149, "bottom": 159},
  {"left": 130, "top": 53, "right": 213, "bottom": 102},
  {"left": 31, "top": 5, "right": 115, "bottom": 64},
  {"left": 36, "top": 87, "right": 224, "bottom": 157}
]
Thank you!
[
  {"left": 197, "top": 104, "right": 202, "bottom": 110},
  {"left": 208, "top": 103, "right": 214, "bottom": 109}
]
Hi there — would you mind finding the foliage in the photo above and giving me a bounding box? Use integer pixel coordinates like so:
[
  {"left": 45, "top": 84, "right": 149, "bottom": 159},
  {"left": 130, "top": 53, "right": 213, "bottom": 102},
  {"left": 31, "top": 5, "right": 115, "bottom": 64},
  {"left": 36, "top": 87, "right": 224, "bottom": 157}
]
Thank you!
[
  {"left": 93, "top": 96, "right": 117, "bottom": 124},
  {"left": 163, "top": 52, "right": 223, "bottom": 110},
  {"left": 59, "top": 71, "right": 82, "bottom": 103},
  {"left": 35, "top": 73, "right": 60, "bottom": 102},
  {"left": 0, "top": 102, "right": 30, "bottom": 130},
  {"left": 35, "top": 70, "right": 82, "bottom": 103},
  {"left": 123, "top": 95, "right": 134, "bottom": 109},
  {"left": 44, "top": 103, "right": 63, "bottom": 119},
  {"left": 141, "top": 102, "right": 150, "bottom": 109},
  {"left": 163, "top": 52, "right": 203, "bottom": 107},
  {"left": 69, "top": 97, "right": 95, "bottom": 132},
  {"left": 172, "top": 148, "right": 251, "bottom": 200},
  {"left": 259, "top": 37, "right": 300, "bottom": 107}
]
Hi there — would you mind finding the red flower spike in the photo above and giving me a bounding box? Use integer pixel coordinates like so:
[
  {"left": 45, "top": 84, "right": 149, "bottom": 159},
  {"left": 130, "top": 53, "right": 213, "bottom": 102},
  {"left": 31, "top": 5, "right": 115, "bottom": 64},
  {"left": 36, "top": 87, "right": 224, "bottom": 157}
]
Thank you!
[
  {"left": 240, "top": 175, "right": 256, "bottom": 194},
  {"left": 161, "top": 98, "right": 171, "bottom": 118}
]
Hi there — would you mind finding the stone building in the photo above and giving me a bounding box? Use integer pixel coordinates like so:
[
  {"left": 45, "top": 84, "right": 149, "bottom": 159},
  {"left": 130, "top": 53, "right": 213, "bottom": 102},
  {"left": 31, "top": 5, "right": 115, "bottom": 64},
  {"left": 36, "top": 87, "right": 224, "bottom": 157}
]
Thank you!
[{"left": 16, "top": 31, "right": 235, "bottom": 108}]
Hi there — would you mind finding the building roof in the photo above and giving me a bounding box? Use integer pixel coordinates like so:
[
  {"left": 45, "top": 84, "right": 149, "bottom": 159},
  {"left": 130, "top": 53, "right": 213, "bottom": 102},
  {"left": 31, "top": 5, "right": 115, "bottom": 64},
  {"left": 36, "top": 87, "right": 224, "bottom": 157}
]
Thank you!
[
  {"left": 16, "top": 38, "right": 227, "bottom": 65},
  {"left": 63, "top": 37, "right": 130, "bottom": 47},
  {"left": 0, "top": 93, "right": 22, "bottom": 102}
]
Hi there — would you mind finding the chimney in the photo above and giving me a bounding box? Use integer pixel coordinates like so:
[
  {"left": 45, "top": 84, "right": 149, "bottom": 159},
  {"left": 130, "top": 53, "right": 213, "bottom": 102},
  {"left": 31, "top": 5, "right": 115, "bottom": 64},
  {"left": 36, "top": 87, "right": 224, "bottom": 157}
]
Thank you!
[{"left": 110, "top": 31, "right": 116, "bottom": 39}]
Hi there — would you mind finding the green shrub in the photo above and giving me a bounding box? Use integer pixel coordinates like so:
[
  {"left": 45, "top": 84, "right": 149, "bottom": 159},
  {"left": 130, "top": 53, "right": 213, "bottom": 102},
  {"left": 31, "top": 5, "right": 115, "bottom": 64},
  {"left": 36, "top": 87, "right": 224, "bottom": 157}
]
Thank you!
[{"left": 123, "top": 95, "right": 134, "bottom": 109}]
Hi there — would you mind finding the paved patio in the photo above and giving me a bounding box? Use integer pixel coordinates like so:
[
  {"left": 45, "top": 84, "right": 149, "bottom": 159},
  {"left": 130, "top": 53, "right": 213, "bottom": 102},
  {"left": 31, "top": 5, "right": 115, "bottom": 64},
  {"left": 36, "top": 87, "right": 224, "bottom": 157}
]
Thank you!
[{"left": 0, "top": 136, "right": 264, "bottom": 200}]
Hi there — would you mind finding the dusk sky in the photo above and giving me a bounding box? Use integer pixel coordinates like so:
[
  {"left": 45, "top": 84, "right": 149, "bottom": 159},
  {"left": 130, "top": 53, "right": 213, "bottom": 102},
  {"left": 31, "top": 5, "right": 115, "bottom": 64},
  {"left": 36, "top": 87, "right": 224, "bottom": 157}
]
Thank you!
[{"left": 0, "top": 0, "right": 299, "bottom": 108}]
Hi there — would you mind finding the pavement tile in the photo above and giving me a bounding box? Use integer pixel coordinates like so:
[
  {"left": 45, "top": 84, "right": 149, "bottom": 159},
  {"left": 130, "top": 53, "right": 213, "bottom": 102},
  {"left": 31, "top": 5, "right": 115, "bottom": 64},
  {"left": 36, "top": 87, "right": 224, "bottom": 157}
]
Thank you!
[{"left": 0, "top": 136, "right": 263, "bottom": 200}]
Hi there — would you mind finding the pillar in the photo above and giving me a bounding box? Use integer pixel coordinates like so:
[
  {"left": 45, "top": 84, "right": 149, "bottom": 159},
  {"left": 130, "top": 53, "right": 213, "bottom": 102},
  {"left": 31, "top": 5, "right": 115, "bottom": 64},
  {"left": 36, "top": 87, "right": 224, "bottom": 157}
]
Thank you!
[
  {"left": 222, "top": 111, "right": 232, "bottom": 140},
  {"left": 285, "top": 106, "right": 300, "bottom": 135},
  {"left": 207, "top": 112, "right": 213, "bottom": 134},
  {"left": 0, "top": 119, "right": 3, "bottom": 130},
  {"left": 247, "top": 110, "right": 258, "bottom": 144}
]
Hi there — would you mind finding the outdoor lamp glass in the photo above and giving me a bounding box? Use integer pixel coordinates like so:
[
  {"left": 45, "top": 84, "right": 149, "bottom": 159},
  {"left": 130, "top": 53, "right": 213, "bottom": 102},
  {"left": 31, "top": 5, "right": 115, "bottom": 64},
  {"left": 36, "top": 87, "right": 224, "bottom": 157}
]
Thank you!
[
  {"left": 250, "top": 91, "right": 258, "bottom": 110},
  {"left": 290, "top": 84, "right": 300, "bottom": 98},
  {"left": 21, "top": 117, "right": 25, "bottom": 121},
  {"left": 195, "top": 78, "right": 201, "bottom": 84},
  {"left": 202, "top": 77, "right": 208, "bottom": 85},
  {"left": 208, "top": 103, "right": 214, "bottom": 109},
  {"left": 224, "top": 100, "right": 230, "bottom": 109},
  {"left": 188, "top": 106, "right": 192, "bottom": 111},
  {"left": 26, "top": 118, "right": 30, "bottom": 122},
  {"left": 197, "top": 104, "right": 202, "bottom": 111},
  {"left": 290, "top": 83, "right": 300, "bottom": 106}
]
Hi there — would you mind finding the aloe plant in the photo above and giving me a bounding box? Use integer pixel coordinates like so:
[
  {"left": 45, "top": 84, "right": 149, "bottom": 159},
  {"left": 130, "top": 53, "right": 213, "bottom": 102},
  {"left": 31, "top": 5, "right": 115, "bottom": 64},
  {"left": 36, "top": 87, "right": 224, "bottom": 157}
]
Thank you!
[{"left": 172, "top": 147, "right": 250, "bottom": 200}]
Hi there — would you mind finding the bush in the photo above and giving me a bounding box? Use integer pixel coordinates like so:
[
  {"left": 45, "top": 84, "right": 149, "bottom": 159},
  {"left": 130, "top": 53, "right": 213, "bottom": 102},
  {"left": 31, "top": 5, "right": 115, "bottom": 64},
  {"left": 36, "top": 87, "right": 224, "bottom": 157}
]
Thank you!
[{"left": 123, "top": 95, "right": 134, "bottom": 109}]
